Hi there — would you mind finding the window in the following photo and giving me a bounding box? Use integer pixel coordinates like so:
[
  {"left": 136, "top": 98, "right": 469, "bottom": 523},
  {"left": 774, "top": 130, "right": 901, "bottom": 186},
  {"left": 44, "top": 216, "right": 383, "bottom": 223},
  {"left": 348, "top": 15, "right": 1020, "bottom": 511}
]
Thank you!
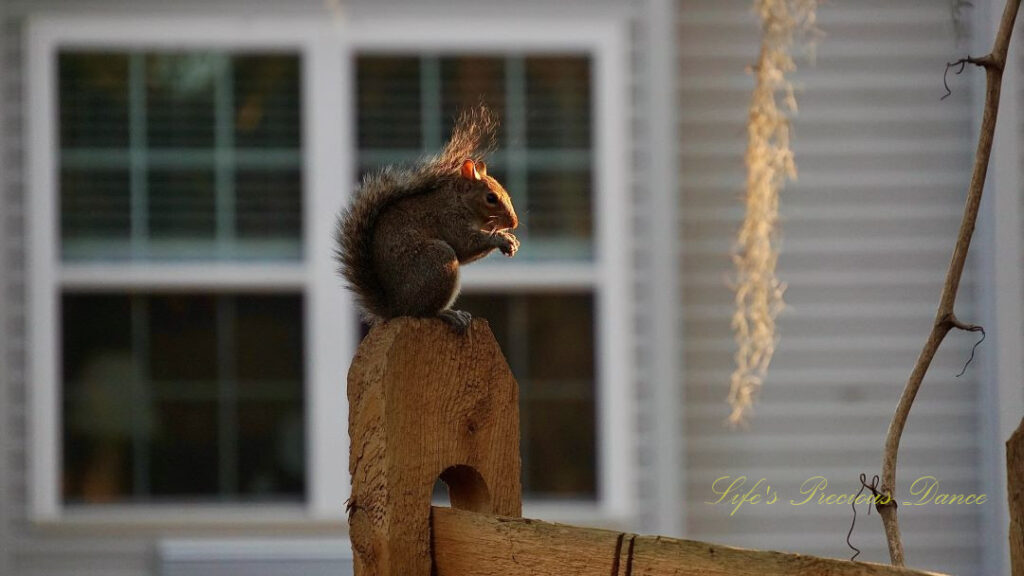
[
  {"left": 356, "top": 54, "right": 599, "bottom": 500},
  {"left": 59, "top": 52, "right": 302, "bottom": 261},
  {"left": 57, "top": 50, "right": 305, "bottom": 504},
  {"left": 63, "top": 293, "right": 305, "bottom": 502},
  {"left": 29, "top": 15, "right": 629, "bottom": 523},
  {"left": 28, "top": 19, "right": 352, "bottom": 522},
  {"left": 350, "top": 19, "right": 632, "bottom": 515}
]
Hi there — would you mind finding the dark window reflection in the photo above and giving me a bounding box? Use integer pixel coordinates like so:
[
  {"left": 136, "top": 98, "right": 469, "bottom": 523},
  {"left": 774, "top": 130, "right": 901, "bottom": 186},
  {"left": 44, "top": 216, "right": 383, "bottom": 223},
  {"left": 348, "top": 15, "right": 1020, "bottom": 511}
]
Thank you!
[
  {"left": 235, "top": 169, "right": 303, "bottom": 240},
  {"left": 148, "top": 170, "right": 217, "bottom": 240},
  {"left": 146, "top": 54, "right": 217, "bottom": 148},
  {"left": 525, "top": 57, "right": 591, "bottom": 148},
  {"left": 357, "top": 56, "right": 421, "bottom": 149},
  {"left": 61, "top": 293, "right": 305, "bottom": 504},
  {"left": 440, "top": 57, "right": 506, "bottom": 144},
  {"left": 60, "top": 168, "right": 131, "bottom": 244},
  {"left": 233, "top": 55, "right": 301, "bottom": 148},
  {"left": 59, "top": 53, "right": 130, "bottom": 148}
]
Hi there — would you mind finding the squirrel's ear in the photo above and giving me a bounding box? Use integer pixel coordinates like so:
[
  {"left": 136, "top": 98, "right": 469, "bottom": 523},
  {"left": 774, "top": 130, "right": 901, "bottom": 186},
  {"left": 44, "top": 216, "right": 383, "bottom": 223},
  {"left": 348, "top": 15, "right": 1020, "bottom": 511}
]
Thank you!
[
  {"left": 460, "top": 159, "right": 481, "bottom": 181},
  {"left": 475, "top": 161, "right": 487, "bottom": 178}
]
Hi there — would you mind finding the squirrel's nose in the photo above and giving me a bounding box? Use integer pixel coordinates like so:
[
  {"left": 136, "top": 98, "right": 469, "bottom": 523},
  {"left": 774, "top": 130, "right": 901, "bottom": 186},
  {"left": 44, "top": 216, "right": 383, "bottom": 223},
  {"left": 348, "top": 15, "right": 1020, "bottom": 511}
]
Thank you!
[{"left": 506, "top": 208, "right": 519, "bottom": 230}]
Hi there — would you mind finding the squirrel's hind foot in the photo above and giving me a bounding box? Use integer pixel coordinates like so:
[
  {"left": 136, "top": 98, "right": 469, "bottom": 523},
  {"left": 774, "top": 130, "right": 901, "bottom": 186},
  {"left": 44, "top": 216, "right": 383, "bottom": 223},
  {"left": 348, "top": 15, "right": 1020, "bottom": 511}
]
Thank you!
[{"left": 438, "top": 309, "right": 472, "bottom": 334}]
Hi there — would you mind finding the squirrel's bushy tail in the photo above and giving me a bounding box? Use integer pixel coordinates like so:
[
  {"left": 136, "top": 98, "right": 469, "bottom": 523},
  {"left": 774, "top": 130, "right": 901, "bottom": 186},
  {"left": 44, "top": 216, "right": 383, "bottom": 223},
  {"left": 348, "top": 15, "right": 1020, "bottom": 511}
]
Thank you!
[{"left": 334, "top": 105, "right": 498, "bottom": 323}]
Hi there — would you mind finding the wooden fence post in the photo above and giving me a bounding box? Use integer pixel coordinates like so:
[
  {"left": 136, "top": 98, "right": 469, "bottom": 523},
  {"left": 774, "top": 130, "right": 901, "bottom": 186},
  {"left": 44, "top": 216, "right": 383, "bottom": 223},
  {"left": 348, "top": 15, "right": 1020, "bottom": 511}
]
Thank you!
[
  {"left": 1009, "top": 417, "right": 1023, "bottom": 576},
  {"left": 347, "top": 318, "right": 522, "bottom": 576}
]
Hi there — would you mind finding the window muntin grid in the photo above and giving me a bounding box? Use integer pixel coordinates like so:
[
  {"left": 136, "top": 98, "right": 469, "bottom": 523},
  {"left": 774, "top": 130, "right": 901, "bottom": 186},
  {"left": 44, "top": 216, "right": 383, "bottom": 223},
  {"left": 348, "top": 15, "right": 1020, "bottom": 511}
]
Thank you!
[{"left": 58, "top": 52, "right": 303, "bottom": 262}]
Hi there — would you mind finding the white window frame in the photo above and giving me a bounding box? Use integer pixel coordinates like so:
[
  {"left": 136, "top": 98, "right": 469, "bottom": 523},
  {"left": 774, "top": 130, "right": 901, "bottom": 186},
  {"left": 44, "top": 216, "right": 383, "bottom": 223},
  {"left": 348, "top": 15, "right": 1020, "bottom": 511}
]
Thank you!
[
  {"left": 27, "top": 12, "right": 634, "bottom": 526},
  {"left": 26, "top": 15, "right": 354, "bottom": 524}
]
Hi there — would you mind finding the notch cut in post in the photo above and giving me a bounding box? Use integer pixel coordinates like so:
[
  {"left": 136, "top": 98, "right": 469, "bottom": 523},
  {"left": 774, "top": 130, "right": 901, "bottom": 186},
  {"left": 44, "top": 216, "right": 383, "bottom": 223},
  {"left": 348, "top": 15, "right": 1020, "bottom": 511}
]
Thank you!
[{"left": 347, "top": 318, "right": 521, "bottom": 576}]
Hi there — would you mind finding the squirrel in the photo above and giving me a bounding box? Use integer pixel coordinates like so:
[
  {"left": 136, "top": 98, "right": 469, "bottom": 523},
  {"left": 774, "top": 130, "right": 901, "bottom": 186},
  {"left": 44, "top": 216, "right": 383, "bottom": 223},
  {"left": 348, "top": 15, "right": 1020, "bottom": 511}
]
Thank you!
[{"left": 334, "top": 106, "right": 520, "bottom": 332}]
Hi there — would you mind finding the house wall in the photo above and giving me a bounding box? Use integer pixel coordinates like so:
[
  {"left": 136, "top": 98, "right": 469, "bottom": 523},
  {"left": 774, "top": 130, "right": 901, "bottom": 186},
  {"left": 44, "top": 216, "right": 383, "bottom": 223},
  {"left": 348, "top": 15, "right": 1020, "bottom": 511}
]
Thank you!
[
  {"left": 1017, "top": 7, "right": 1024, "bottom": 426},
  {"left": 677, "top": 1, "right": 985, "bottom": 575},
  {"left": 1015, "top": 19, "right": 1023, "bottom": 446},
  {"left": 0, "top": 3, "right": 12, "bottom": 574}
]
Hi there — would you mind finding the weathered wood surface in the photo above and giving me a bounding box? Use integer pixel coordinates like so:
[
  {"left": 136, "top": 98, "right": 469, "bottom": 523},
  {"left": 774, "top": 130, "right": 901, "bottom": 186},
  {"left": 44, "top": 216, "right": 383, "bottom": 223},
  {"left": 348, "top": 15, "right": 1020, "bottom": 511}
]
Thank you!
[
  {"left": 1010, "top": 417, "right": 1024, "bottom": 576},
  {"left": 347, "top": 318, "right": 521, "bottom": 576},
  {"left": 431, "top": 507, "right": 949, "bottom": 576}
]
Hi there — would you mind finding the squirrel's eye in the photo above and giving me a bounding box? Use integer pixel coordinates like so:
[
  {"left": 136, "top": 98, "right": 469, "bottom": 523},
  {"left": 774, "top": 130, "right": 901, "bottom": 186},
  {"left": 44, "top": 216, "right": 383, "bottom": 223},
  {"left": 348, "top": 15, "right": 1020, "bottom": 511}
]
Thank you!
[{"left": 485, "top": 193, "right": 499, "bottom": 205}]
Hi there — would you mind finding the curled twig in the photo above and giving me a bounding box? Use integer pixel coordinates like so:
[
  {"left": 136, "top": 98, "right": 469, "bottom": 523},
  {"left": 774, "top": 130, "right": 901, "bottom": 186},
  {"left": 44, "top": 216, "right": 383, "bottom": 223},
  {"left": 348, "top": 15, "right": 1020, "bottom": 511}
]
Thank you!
[
  {"left": 941, "top": 57, "right": 969, "bottom": 100},
  {"left": 955, "top": 326, "right": 986, "bottom": 378},
  {"left": 942, "top": 54, "right": 1003, "bottom": 100},
  {"left": 846, "top": 473, "right": 882, "bottom": 561}
]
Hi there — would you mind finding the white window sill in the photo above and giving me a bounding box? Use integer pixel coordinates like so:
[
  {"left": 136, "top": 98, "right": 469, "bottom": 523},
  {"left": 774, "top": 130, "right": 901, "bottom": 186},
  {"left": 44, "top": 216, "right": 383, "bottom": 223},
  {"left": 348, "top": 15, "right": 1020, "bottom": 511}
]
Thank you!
[
  {"left": 33, "top": 504, "right": 347, "bottom": 535},
  {"left": 159, "top": 538, "right": 353, "bottom": 576},
  {"left": 32, "top": 501, "right": 633, "bottom": 535}
]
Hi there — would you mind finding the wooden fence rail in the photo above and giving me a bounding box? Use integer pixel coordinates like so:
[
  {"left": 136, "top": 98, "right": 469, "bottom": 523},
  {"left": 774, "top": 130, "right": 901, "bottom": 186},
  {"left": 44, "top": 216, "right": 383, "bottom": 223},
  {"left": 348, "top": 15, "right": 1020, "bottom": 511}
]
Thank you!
[
  {"left": 431, "top": 506, "right": 947, "bottom": 576},
  {"left": 347, "top": 318, "right": 949, "bottom": 576}
]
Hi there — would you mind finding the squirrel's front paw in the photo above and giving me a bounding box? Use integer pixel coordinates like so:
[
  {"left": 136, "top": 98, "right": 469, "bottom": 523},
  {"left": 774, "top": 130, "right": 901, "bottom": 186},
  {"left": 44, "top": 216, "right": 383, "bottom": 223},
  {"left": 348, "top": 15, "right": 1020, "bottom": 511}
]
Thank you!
[
  {"left": 438, "top": 309, "right": 472, "bottom": 333},
  {"left": 497, "top": 232, "right": 520, "bottom": 257}
]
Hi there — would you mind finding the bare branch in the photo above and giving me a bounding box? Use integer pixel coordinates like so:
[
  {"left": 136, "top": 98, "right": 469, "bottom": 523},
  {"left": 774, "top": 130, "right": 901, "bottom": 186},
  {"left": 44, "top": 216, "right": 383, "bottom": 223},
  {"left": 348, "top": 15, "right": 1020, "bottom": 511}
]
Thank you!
[{"left": 878, "top": 0, "right": 1021, "bottom": 566}]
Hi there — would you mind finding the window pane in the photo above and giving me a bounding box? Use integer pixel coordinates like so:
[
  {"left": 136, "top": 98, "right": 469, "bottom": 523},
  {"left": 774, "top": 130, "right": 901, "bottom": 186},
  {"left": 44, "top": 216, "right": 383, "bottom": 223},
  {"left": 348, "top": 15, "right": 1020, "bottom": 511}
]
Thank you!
[
  {"left": 61, "top": 293, "right": 305, "bottom": 504},
  {"left": 146, "top": 54, "right": 217, "bottom": 148},
  {"left": 150, "top": 402, "right": 220, "bottom": 496},
  {"left": 526, "top": 169, "right": 593, "bottom": 256},
  {"left": 233, "top": 55, "right": 301, "bottom": 148},
  {"left": 525, "top": 57, "right": 591, "bottom": 148},
  {"left": 58, "top": 51, "right": 303, "bottom": 262},
  {"left": 149, "top": 295, "right": 218, "bottom": 383},
  {"left": 440, "top": 57, "right": 506, "bottom": 144},
  {"left": 62, "top": 295, "right": 135, "bottom": 502},
  {"left": 148, "top": 169, "right": 217, "bottom": 240},
  {"left": 59, "top": 53, "right": 129, "bottom": 148},
  {"left": 235, "top": 296, "right": 304, "bottom": 384},
  {"left": 235, "top": 169, "right": 303, "bottom": 241},
  {"left": 357, "top": 57, "right": 421, "bottom": 149},
  {"left": 238, "top": 399, "right": 305, "bottom": 496},
  {"left": 456, "top": 293, "right": 596, "bottom": 499},
  {"left": 60, "top": 168, "right": 131, "bottom": 251}
]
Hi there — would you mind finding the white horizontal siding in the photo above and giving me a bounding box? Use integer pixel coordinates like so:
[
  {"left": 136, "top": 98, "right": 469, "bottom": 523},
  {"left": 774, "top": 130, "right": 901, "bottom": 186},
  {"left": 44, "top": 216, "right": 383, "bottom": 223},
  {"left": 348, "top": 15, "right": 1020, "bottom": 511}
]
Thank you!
[
  {"left": 0, "top": 2, "right": 11, "bottom": 575},
  {"left": 677, "top": 2, "right": 982, "bottom": 575},
  {"left": 2, "top": 11, "right": 29, "bottom": 576},
  {"left": 628, "top": 5, "right": 658, "bottom": 532},
  {"left": 1019, "top": 5, "right": 1024, "bottom": 422}
]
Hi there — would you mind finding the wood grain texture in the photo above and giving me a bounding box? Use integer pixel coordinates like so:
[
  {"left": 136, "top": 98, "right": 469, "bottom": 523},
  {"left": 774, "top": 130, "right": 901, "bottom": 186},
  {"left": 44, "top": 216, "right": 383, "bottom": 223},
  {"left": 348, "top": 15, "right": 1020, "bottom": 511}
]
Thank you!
[
  {"left": 431, "top": 507, "right": 949, "bottom": 576},
  {"left": 1010, "top": 417, "right": 1024, "bottom": 576},
  {"left": 347, "top": 318, "right": 521, "bottom": 576}
]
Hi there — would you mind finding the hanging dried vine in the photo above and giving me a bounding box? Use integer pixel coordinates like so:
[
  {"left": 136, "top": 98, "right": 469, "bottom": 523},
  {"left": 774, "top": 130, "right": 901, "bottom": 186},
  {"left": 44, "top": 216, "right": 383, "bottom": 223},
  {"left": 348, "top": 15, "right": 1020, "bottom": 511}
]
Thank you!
[{"left": 729, "top": 0, "right": 819, "bottom": 426}]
